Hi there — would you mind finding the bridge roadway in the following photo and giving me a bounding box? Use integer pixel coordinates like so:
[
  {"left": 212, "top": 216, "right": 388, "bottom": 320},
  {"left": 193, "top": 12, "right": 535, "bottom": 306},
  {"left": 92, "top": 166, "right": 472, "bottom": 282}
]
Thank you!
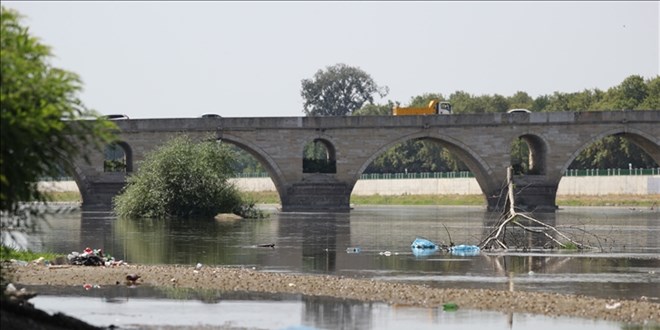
[{"left": 69, "top": 111, "right": 660, "bottom": 213}]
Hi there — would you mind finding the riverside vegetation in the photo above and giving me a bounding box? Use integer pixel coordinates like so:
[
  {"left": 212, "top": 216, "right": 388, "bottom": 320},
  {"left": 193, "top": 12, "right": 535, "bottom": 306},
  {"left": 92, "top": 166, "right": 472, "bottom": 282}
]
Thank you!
[{"left": 111, "top": 135, "right": 266, "bottom": 219}]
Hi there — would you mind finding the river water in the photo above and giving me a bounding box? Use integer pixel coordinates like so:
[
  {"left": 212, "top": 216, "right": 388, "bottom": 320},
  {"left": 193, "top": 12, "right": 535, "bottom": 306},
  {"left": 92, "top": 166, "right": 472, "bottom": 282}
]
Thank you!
[{"left": 14, "top": 205, "right": 660, "bottom": 329}]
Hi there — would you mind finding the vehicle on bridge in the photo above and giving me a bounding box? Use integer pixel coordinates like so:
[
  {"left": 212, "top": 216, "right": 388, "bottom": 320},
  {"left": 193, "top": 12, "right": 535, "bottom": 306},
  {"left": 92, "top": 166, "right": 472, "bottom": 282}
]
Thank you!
[
  {"left": 392, "top": 99, "right": 452, "bottom": 116},
  {"left": 507, "top": 108, "right": 531, "bottom": 114},
  {"left": 104, "top": 114, "right": 130, "bottom": 120}
]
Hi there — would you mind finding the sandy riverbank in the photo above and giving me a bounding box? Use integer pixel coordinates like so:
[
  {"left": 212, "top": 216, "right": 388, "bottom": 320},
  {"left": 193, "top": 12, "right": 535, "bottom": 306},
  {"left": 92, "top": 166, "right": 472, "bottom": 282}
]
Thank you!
[{"left": 6, "top": 263, "right": 660, "bottom": 325}]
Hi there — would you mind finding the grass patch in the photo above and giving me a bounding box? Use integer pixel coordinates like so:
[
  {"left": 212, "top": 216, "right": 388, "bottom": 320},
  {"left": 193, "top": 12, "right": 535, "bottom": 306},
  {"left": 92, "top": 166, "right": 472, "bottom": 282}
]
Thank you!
[
  {"left": 0, "top": 245, "right": 63, "bottom": 263},
  {"left": 350, "top": 194, "right": 485, "bottom": 205},
  {"left": 242, "top": 192, "right": 486, "bottom": 206},
  {"left": 556, "top": 194, "right": 660, "bottom": 207},
  {"left": 241, "top": 191, "right": 281, "bottom": 204},
  {"left": 241, "top": 191, "right": 659, "bottom": 207},
  {"left": 43, "top": 191, "right": 81, "bottom": 202}
]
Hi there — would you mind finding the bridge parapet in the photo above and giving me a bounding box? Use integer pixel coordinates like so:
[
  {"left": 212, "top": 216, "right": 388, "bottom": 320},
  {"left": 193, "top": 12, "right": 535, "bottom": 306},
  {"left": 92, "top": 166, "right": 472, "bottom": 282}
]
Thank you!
[{"left": 112, "top": 111, "right": 660, "bottom": 132}]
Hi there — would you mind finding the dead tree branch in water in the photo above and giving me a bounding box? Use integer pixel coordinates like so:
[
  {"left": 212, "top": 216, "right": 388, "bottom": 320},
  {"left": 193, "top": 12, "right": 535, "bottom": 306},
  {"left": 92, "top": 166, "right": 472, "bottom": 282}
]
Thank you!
[{"left": 479, "top": 167, "right": 595, "bottom": 251}]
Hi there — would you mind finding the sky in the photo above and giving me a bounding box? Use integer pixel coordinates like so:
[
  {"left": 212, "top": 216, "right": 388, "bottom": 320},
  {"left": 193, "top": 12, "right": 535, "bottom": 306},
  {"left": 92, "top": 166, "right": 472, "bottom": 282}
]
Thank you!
[{"left": 4, "top": 1, "right": 659, "bottom": 119}]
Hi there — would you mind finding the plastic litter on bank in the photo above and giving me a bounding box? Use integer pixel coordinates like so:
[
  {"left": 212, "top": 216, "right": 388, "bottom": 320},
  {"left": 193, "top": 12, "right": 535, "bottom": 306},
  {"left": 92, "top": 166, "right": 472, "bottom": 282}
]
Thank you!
[{"left": 67, "top": 247, "right": 124, "bottom": 266}]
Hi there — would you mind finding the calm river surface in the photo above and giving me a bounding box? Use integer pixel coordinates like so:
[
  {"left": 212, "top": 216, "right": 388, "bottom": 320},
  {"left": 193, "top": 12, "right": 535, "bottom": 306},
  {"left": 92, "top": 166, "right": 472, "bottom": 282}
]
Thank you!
[{"left": 18, "top": 205, "right": 660, "bottom": 329}]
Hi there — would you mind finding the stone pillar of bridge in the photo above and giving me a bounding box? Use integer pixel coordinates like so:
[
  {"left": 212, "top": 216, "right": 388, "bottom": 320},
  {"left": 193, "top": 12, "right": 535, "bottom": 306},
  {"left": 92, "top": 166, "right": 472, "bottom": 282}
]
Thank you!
[
  {"left": 481, "top": 174, "right": 560, "bottom": 213},
  {"left": 80, "top": 173, "right": 127, "bottom": 211},
  {"left": 281, "top": 182, "right": 352, "bottom": 212},
  {"left": 279, "top": 174, "right": 352, "bottom": 212},
  {"left": 510, "top": 175, "right": 559, "bottom": 212}
]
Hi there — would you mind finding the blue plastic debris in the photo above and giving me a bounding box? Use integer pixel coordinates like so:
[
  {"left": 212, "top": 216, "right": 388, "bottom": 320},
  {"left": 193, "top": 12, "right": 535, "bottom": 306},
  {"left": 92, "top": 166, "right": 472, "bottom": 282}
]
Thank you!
[
  {"left": 450, "top": 244, "right": 481, "bottom": 256},
  {"left": 411, "top": 237, "right": 437, "bottom": 249},
  {"left": 411, "top": 237, "right": 439, "bottom": 257},
  {"left": 411, "top": 247, "right": 439, "bottom": 257}
]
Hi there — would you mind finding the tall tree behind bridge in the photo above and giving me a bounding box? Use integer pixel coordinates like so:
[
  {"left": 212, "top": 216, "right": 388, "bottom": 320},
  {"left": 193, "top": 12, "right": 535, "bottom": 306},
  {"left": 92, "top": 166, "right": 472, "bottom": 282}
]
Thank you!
[{"left": 301, "top": 63, "right": 389, "bottom": 116}]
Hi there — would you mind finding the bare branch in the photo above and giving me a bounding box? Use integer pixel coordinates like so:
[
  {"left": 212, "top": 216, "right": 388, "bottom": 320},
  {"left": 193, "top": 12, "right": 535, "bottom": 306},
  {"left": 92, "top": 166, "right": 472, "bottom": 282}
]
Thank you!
[{"left": 479, "top": 166, "right": 599, "bottom": 251}]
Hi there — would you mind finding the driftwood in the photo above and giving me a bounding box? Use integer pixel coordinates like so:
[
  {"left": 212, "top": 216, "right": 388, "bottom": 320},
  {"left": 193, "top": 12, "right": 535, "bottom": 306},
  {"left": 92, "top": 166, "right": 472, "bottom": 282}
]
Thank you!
[{"left": 479, "top": 167, "right": 594, "bottom": 250}]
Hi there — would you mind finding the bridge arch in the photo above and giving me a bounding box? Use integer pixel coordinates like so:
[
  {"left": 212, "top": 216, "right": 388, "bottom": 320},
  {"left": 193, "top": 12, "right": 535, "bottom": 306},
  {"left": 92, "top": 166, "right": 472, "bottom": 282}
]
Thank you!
[
  {"left": 104, "top": 141, "right": 133, "bottom": 173},
  {"left": 512, "top": 134, "right": 548, "bottom": 175},
  {"left": 353, "top": 131, "right": 501, "bottom": 207},
  {"left": 560, "top": 127, "right": 660, "bottom": 175},
  {"left": 302, "top": 137, "right": 337, "bottom": 174},
  {"left": 214, "top": 133, "right": 288, "bottom": 199},
  {"left": 52, "top": 156, "right": 91, "bottom": 207}
]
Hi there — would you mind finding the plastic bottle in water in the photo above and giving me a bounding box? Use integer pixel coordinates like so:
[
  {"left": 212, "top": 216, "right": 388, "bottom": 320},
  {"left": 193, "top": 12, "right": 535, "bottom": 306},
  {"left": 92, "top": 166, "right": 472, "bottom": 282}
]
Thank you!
[{"left": 450, "top": 244, "right": 480, "bottom": 256}]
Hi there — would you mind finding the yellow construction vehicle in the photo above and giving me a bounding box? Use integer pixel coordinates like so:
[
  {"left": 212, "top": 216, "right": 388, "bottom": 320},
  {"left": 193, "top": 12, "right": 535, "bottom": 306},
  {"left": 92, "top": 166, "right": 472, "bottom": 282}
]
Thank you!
[{"left": 392, "top": 99, "right": 452, "bottom": 116}]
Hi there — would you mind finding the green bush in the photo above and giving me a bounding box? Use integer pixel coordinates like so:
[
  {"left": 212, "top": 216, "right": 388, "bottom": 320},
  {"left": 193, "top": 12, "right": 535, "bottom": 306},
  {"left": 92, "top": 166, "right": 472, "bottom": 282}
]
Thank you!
[{"left": 113, "top": 135, "right": 261, "bottom": 218}]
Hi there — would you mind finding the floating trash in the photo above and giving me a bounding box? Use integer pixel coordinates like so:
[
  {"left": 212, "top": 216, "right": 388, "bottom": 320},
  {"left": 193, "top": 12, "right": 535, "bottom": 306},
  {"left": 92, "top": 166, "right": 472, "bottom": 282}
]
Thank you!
[
  {"left": 411, "top": 247, "right": 439, "bottom": 257},
  {"left": 411, "top": 237, "right": 437, "bottom": 250},
  {"left": 449, "top": 244, "right": 481, "bottom": 256},
  {"left": 411, "top": 237, "right": 439, "bottom": 257},
  {"left": 605, "top": 302, "right": 622, "bottom": 309},
  {"left": 443, "top": 303, "right": 459, "bottom": 311},
  {"left": 346, "top": 247, "right": 361, "bottom": 254}
]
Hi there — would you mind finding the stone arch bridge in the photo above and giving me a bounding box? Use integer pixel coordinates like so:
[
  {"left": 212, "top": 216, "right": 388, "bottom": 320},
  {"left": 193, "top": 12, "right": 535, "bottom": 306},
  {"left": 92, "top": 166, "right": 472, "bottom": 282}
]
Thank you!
[{"left": 70, "top": 111, "right": 660, "bottom": 213}]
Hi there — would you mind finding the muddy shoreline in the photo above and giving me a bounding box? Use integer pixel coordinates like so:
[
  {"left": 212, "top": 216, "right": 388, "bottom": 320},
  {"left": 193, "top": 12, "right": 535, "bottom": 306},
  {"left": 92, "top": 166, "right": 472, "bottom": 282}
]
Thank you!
[{"left": 6, "top": 263, "right": 660, "bottom": 325}]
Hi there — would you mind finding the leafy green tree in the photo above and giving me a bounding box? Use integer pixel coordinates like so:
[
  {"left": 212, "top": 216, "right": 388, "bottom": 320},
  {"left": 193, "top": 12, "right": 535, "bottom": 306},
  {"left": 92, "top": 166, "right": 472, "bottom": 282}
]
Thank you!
[
  {"left": 301, "top": 63, "right": 389, "bottom": 116},
  {"left": 448, "top": 91, "right": 494, "bottom": 113},
  {"left": 0, "top": 7, "right": 116, "bottom": 213},
  {"left": 353, "top": 101, "right": 394, "bottom": 116},
  {"left": 567, "top": 89, "right": 604, "bottom": 111},
  {"left": 113, "top": 135, "right": 256, "bottom": 218},
  {"left": 441, "top": 149, "right": 469, "bottom": 172},
  {"left": 593, "top": 75, "right": 649, "bottom": 110},
  {"left": 446, "top": 90, "right": 472, "bottom": 114},
  {"left": 222, "top": 144, "right": 266, "bottom": 175},
  {"left": 572, "top": 136, "right": 624, "bottom": 169},
  {"left": 531, "top": 95, "right": 550, "bottom": 112},
  {"left": 508, "top": 91, "right": 534, "bottom": 110},
  {"left": 364, "top": 138, "right": 465, "bottom": 174},
  {"left": 572, "top": 136, "right": 656, "bottom": 169},
  {"left": 483, "top": 94, "right": 509, "bottom": 113},
  {"left": 407, "top": 93, "right": 446, "bottom": 107},
  {"left": 638, "top": 76, "right": 660, "bottom": 109},
  {"left": 543, "top": 92, "right": 571, "bottom": 112},
  {"left": 618, "top": 75, "right": 648, "bottom": 109},
  {"left": 510, "top": 138, "right": 530, "bottom": 174}
]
